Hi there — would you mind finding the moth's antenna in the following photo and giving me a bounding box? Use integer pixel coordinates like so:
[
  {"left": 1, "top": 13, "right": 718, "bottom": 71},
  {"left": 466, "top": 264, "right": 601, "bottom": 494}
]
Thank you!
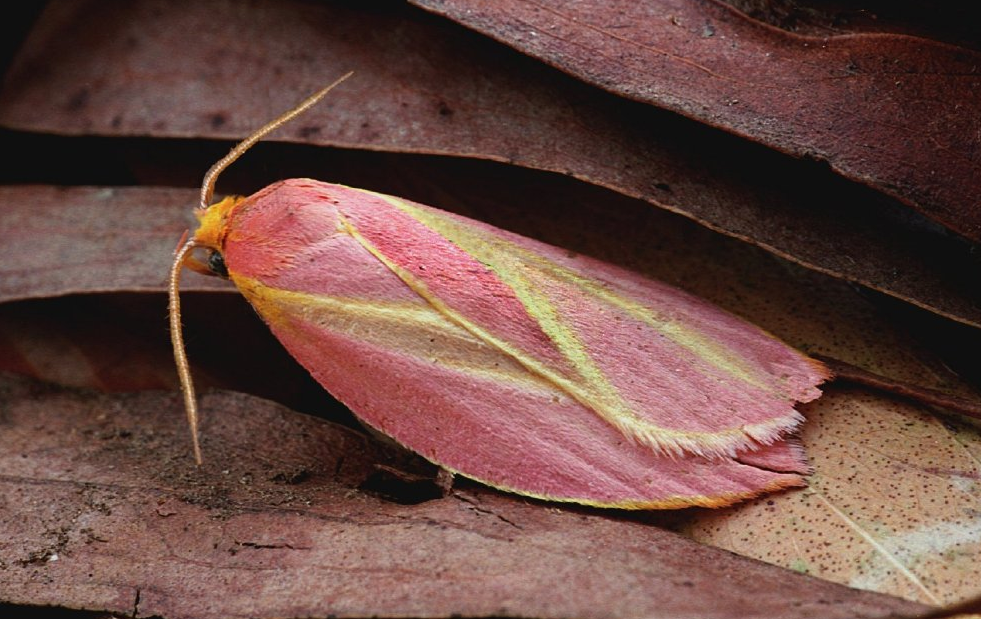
[
  {"left": 199, "top": 70, "right": 354, "bottom": 210},
  {"left": 169, "top": 234, "right": 203, "bottom": 464},
  {"left": 172, "top": 72, "right": 354, "bottom": 465}
]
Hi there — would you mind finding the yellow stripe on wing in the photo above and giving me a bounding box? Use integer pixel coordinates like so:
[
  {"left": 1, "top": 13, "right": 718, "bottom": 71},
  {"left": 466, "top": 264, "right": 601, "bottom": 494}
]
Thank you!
[
  {"left": 344, "top": 190, "right": 799, "bottom": 458},
  {"left": 232, "top": 273, "right": 559, "bottom": 394}
]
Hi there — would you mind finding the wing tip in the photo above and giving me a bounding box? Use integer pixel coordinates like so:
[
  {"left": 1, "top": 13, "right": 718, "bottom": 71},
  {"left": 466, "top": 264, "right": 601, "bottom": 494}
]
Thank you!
[{"left": 625, "top": 408, "right": 806, "bottom": 462}]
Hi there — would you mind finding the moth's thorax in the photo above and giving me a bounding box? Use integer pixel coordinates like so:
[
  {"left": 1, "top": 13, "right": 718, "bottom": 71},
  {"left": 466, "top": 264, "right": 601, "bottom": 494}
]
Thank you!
[{"left": 209, "top": 179, "right": 354, "bottom": 283}]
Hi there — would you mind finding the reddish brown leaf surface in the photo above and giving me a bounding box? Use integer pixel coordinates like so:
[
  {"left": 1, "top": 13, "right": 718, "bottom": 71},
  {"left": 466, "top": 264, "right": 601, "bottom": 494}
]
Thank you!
[
  {"left": 0, "top": 186, "right": 230, "bottom": 301},
  {"left": 410, "top": 0, "right": 981, "bottom": 242},
  {"left": 1, "top": 0, "right": 979, "bottom": 328},
  {"left": 0, "top": 373, "right": 927, "bottom": 619}
]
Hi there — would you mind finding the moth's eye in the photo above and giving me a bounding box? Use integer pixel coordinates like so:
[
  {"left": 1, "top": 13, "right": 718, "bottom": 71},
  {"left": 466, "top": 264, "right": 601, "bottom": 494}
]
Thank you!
[{"left": 207, "top": 250, "right": 229, "bottom": 278}]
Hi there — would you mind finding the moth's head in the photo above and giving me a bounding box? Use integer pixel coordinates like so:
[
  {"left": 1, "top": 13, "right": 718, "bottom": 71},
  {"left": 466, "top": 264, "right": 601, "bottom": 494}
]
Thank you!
[
  {"left": 170, "top": 71, "right": 353, "bottom": 466},
  {"left": 184, "top": 195, "right": 245, "bottom": 277}
]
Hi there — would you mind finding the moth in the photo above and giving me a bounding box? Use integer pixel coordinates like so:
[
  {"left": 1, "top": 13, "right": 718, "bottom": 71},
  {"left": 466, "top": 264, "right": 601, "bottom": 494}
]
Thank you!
[{"left": 170, "top": 74, "right": 828, "bottom": 509}]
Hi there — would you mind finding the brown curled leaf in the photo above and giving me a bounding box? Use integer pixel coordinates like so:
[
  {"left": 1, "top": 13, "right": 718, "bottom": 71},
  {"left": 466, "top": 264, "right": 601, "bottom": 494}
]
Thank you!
[
  {"left": 410, "top": 0, "right": 981, "bottom": 243},
  {"left": 818, "top": 354, "right": 981, "bottom": 421},
  {"left": 722, "top": 0, "right": 981, "bottom": 49}
]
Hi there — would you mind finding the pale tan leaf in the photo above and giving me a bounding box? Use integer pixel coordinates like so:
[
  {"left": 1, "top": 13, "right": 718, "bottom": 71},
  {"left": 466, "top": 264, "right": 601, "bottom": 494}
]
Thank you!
[{"left": 676, "top": 388, "right": 981, "bottom": 605}]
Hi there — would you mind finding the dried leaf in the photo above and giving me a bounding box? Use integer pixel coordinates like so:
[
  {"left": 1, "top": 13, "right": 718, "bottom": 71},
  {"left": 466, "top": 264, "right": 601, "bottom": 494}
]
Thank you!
[
  {"left": 410, "top": 0, "right": 981, "bottom": 242},
  {"left": 1, "top": 0, "right": 978, "bottom": 327},
  {"left": 672, "top": 388, "right": 981, "bottom": 605},
  {"left": 0, "top": 295, "right": 182, "bottom": 391},
  {"left": 0, "top": 186, "right": 229, "bottom": 302},
  {"left": 0, "top": 373, "right": 926, "bottom": 619}
]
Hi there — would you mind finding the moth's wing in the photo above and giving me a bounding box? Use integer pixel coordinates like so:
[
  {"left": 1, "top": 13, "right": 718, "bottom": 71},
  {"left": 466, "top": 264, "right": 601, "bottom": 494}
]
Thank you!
[{"left": 222, "top": 180, "right": 810, "bottom": 508}]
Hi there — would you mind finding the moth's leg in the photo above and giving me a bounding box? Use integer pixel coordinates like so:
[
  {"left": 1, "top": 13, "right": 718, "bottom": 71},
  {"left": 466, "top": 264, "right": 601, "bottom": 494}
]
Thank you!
[{"left": 435, "top": 468, "right": 456, "bottom": 496}]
